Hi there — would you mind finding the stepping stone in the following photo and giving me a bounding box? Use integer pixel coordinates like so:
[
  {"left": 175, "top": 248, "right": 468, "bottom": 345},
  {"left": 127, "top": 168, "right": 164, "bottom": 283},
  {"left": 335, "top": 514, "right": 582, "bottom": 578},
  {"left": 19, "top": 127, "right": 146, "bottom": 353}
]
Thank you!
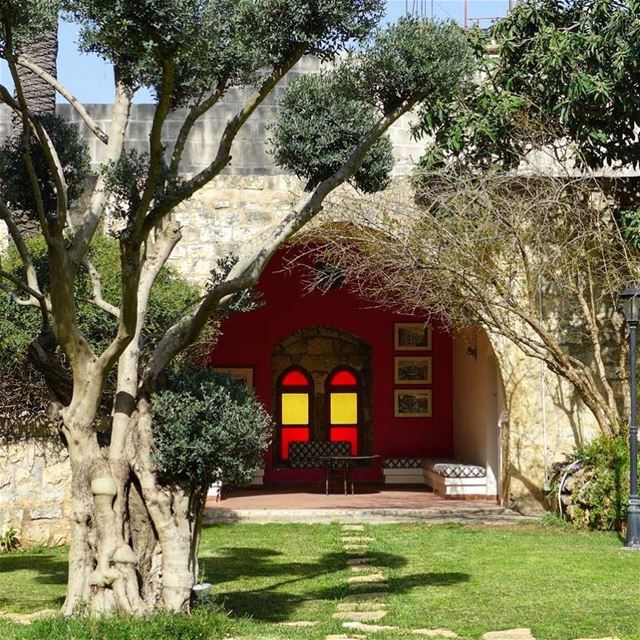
[
  {"left": 347, "top": 573, "right": 387, "bottom": 584},
  {"left": 342, "top": 525, "right": 365, "bottom": 532},
  {"left": 350, "top": 565, "right": 383, "bottom": 572},
  {"left": 336, "top": 603, "right": 388, "bottom": 612},
  {"left": 413, "top": 629, "right": 459, "bottom": 638},
  {"left": 343, "top": 621, "right": 399, "bottom": 633},
  {"left": 325, "top": 635, "right": 366, "bottom": 640},
  {"left": 346, "top": 558, "right": 371, "bottom": 566},
  {"left": 345, "top": 549, "right": 368, "bottom": 556},
  {"left": 0, "top": 609, "right": 58, "bottom": 625},
  {"left": 333, "top": 611, "right": 388, "bottom": 622},
  {"left": 482, "top": 630, "right": 535, "bottom": 640},
  {"left": 278, "top": 621, "right": 319, "bottom": 627},
  {"left": 341, "top": 537, "right": 374, "bottom": 544}
]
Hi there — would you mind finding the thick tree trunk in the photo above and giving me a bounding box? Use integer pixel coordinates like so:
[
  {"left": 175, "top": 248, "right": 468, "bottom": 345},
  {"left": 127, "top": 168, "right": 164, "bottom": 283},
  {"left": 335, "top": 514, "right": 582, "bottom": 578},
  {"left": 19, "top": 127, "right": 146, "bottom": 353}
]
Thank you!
[
  {"left": 10, "top": 23, "right": 59, "bottom": 236},
  {"left": 59, "top": 403, "right": 201, "bottom": 615},
  {"left": 11, "top": 24, "right": 58, "bottom": 129}
]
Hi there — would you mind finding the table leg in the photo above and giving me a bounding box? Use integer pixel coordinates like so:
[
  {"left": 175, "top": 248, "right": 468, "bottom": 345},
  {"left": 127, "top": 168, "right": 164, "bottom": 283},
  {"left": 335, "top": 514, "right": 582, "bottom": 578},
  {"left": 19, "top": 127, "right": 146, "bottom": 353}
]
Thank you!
[
  {"left": 325, "top": 466, "right": 329, "bottom": 495},
  {"left": 350, "top": 468, "right": 354, "bottom": 495}
]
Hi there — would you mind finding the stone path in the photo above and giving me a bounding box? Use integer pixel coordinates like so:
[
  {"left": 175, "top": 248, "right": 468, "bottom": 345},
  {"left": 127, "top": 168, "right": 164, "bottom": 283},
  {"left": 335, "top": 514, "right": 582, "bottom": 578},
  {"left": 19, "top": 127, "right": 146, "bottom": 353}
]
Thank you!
[{"left": 318, "top": 523, "right": 620, "bottom": 640}]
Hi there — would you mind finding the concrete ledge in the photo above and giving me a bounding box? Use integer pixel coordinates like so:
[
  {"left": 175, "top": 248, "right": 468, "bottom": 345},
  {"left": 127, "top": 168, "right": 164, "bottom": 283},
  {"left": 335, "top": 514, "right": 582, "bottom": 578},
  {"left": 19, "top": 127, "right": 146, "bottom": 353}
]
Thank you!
[{"left": 203, "top": 506, "right": 536, "bottom": 525}]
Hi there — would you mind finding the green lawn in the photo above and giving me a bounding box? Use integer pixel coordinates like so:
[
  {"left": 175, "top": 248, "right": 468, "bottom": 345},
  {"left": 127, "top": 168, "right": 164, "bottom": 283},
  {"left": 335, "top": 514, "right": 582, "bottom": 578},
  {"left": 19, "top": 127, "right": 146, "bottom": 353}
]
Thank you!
[{"left": 1, "top": 522, "right": 640, "bottom": 639}]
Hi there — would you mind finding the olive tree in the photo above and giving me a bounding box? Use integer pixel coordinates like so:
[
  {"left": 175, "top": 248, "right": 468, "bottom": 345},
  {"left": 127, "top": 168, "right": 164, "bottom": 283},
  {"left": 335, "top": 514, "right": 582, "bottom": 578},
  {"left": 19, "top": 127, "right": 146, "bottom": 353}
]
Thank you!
[{"left": 0, "top": 0, "right": 475, "bottom": 615}]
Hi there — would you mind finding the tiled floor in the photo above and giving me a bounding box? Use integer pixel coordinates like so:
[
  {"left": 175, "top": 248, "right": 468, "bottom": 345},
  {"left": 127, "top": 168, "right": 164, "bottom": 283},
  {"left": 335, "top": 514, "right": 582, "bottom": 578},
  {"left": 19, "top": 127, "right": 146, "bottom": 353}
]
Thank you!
[{"left": 206, "top": 485, "right": 499, "bottom": 510}]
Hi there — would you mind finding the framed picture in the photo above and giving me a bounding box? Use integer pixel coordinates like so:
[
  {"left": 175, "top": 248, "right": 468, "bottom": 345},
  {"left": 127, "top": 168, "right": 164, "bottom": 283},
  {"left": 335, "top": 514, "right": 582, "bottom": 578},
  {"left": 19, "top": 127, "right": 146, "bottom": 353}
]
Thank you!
[
  {"left": 394, "top": 356, "right": 432, "bottom": 385},
  {"left": 394, "top": 323, "right": 432, "bottom": 351},
  {"left": 394, "top": 389, "right": 432, "bottom": 418},
  {"left": 212, "top": 367, "right": 254, "bottom": 391}
]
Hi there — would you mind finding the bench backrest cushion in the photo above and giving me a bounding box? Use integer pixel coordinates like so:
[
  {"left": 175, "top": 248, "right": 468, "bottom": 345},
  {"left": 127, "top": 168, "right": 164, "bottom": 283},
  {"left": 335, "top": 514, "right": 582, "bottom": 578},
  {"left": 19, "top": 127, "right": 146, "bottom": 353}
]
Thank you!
[
  {"left": 289, "top": 441, "right": 352, "bottom": 468},
  {"left": 383, "top": 458, "right": 423, "bottom": 469}
]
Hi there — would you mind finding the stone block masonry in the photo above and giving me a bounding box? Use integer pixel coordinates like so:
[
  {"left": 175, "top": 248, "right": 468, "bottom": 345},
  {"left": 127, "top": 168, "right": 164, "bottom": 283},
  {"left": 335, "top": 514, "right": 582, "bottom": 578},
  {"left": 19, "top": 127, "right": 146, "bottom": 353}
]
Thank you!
[{"left": 0, "top": 440, "right": 70, "bottom": 546}]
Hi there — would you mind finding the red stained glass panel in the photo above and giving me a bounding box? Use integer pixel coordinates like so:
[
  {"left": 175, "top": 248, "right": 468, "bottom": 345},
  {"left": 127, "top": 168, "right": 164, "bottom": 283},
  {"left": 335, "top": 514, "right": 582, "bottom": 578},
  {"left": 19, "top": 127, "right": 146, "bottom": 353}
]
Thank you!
[
  {"left": 329, "top": 370, "right": 357, "bottom": 386},
  {"left": 282, "top": 370, "right": 310, "bottom": 386},
  {"left": 281, "top": 427, "right": 310, "bottom": 459},
  {"left": 330, "top": 427, "right": 358, "bottom": 455}
]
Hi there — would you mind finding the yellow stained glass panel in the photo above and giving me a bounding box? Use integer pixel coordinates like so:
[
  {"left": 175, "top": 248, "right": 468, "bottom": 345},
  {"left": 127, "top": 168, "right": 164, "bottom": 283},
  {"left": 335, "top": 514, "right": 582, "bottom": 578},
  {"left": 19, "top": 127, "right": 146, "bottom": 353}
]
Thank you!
[
  {"left": 282, "top": 393, "right": 309, "bottom": 425},
  {"left": 331, "top": 393, "right": 358, "bottom": 425}
]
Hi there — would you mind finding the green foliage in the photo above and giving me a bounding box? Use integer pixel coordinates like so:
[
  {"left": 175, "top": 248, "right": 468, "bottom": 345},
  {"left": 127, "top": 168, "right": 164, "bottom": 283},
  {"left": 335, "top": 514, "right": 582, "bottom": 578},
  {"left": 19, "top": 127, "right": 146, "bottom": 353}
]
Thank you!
[
  {"left": 0, "top": 114, "right": 91, "bottom": 219},
  {"left": 417, "top": 0, "right": 640, "bottom": 172},
  {"left": 152, "top": 368, "right": 272, "bottom": 490},
  {"left": 101, "top": 149, "right": 183, "bottom": 238},
  {"left": 557, "top": 434, "right": 629, "bottom": 531},
  {"left": 12, "top": 606, "right": 231, "bottom": 640},
  {"left": 357, "top": 17, "right": 475, "bottom": 115},
  {"left": 0, "top": 0, "right": 59, "bottom": 45},
  {"left": 271, "top": 72, "right": 394, "bottom": 192},
  {"left": 0, "top": 527, "right": 20, "bottom": 552},
  {"left": 272, "top": 17, "right": 475, "bottom": 192},
  {"left": 64, "top": 0, "right": 384, "bottom": 105},
  {"left": 0, "top": 236, "right": 197, "bottom": 416}
]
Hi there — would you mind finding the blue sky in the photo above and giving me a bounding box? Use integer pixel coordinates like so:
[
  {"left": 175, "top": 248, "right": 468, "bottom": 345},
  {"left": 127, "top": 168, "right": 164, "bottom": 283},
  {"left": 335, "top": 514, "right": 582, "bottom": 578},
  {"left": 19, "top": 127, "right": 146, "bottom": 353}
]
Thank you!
[{"left": 1, "top": 1, "right": 509, "bottom": 104}]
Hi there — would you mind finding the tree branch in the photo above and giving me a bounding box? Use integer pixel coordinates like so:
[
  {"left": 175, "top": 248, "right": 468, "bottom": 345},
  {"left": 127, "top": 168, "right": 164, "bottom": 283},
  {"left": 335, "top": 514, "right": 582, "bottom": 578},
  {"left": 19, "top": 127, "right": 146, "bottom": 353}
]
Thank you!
[
  {"left": 68, "top": 72, "right": 133, "bottom": 265},
  {"left": 143, "top": 95, "right": 422, "bottom": 386},
  {"left": 142, "top": 52, "right": 306, "bottom": 237},
  {"left": 169, "top": 79, "right": 227, "bottom": 175},
  {"left": 5, "top": 50, "right": 109, "bottom": 144},
  {"left": 84, "top": 257, "right": 120, "bottom": 318}
]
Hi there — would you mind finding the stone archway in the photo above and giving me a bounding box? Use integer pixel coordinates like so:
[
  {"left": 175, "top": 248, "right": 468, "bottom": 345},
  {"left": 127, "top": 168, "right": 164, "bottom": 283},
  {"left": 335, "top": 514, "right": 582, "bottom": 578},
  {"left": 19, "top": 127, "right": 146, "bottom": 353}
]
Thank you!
[{"left": 272, "top": 326, "right": 373, "bottom": 454}]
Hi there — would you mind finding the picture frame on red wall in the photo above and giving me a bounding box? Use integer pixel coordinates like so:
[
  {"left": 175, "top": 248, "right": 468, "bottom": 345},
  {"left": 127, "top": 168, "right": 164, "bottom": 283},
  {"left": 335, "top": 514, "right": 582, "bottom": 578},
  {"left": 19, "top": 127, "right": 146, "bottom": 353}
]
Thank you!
[
  {"left": 394, "top": 356, "right": 432, "bottom": 385},
  {"left": 394, "top": 323, "right": 432, "bottom": 351},
  {"left": 394, "top": 389, "right": 432, "bottom": 418}
]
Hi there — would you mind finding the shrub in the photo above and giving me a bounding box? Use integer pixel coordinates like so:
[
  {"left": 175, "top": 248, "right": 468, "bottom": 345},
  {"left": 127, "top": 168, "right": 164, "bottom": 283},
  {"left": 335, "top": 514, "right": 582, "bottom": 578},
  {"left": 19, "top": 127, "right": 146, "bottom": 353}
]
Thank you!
[
  {"left": 550, "top": 434, "right": 629, "bottom": 531},
  {"left": 152, "top": 368, "right": 272, "bottom": 491},
  {"left": 0, "top": 527, "right": 20, "bottom": 552}
]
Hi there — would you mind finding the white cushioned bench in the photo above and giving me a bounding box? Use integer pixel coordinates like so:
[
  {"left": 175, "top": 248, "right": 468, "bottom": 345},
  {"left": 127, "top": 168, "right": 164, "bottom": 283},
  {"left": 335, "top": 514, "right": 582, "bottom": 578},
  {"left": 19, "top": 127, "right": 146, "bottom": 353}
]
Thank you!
[{"left": 423, "top": 458, "right": 488, "bottom": 498}]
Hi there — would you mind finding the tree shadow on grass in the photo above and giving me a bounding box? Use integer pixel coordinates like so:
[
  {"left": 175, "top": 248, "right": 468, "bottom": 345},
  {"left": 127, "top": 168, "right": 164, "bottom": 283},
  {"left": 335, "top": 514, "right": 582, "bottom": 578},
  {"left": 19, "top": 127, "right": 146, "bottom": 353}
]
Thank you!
[
  {"left": 202, "top": 545, "right": 468, "bottom": 623},
  {"left": 0, "top": 553, "right": 67, "bottom": 585},
  {"left": 0, "top": 552, "right": 67, "bottom": 612}
]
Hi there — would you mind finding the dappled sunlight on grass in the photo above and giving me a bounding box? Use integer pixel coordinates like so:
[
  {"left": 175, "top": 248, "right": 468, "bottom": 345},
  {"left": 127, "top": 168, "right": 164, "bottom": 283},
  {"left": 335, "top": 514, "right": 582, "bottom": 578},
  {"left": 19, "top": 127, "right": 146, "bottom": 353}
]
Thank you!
[{"left": 1, "top": 523, "right": 639, "bottom": 639}]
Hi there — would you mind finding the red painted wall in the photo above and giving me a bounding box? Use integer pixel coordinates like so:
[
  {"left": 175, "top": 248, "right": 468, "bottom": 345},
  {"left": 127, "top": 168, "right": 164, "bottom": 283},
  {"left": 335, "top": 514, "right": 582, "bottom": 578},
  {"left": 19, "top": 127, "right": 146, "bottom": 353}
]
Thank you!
[{"left": 208, "top": 248, "right": 453, "bottom": 484}]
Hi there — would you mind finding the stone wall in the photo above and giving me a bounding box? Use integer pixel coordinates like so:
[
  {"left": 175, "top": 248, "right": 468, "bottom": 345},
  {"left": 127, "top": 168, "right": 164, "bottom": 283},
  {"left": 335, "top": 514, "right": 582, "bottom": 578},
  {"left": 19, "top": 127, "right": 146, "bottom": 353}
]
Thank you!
[
  {"left": 0, "top": 441, "right": 70, "bottom": 545},
  {"left": 0, "top": 56, "right": 604, "bottom": 535}
]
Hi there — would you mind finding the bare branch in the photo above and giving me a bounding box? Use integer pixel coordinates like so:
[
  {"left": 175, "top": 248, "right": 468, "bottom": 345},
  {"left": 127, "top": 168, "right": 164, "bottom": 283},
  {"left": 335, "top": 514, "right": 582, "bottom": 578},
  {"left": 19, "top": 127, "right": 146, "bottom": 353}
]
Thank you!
[
  {"left": 142, "top": 52, "right": 306, "bottom": 236},
  {"left": 84, "top": 257, "right": 120, "bottom": 318},
  {"left": 8, "top": 50, "right": 109, "bottom": 144},
  {"left": 170, "top": 80, "right": 227, "bottom": 175},
  {"left": 68, "top": 73, "right": 133, "bottom": 265},
  {"left": 0, "top": 196, "right": 42, "bottom": 296}
]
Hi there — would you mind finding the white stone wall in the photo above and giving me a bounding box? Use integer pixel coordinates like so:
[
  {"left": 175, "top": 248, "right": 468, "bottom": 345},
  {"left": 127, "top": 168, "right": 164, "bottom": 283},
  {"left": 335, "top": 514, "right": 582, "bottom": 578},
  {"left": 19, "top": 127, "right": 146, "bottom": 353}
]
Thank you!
[{"left": 0, "top": 441, "right": 71, "bottom": 545}]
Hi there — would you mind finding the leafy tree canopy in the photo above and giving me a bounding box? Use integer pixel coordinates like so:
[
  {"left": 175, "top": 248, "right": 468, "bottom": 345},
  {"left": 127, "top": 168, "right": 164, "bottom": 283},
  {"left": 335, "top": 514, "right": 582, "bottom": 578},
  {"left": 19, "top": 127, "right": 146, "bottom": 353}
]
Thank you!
[
  {"left": 0, "top": 114, "right": 91, "bottom": 217},
  {"left": 273, "top": 17, "right": 476, "bottom": 191},
  {"left": 417, "top": 0, "right": 640, "bottom": 174},
  {"left": 63, "top": 0, "right": 385, "bottom": 106},
  {"left": 0, "top": 235, "right": 197, "bottom": 420},
  {"left": 0, "top": 0, "right": 59, "bottom": 43}
]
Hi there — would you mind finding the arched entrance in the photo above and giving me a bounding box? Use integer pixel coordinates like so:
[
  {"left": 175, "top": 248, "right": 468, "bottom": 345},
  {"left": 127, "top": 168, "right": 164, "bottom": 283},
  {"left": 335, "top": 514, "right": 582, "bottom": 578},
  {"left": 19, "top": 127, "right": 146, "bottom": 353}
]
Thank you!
[{"left": 272, "top": 327, "right": 373, "bottom": 465}]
